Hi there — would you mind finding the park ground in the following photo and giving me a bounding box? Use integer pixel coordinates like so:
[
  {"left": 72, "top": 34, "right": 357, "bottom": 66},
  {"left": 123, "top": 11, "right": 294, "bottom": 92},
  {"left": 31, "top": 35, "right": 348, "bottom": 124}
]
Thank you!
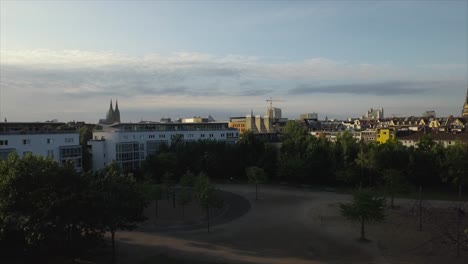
[{"left": 108, "top": 184, "right": 467, "bottom": 264}]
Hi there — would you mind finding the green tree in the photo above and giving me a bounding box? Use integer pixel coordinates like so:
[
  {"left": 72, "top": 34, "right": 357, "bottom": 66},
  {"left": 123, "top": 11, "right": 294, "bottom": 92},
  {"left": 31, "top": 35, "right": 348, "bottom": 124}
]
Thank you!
[
  {"left": 340, "top": 190, "right": 387, "bottom": 241},
  {"left": 246, "top": 166, "right": 267, "bottom": 200},
  {"left": 162, "top": 171, "right": 177, "bottom": 208},
  {"left": 382, "top": 169, "right": 408, "bottom": 209},
  {"left": 89, "top": 162, "right": 147, "bottom": 263},
  {"left": 194, "top": 173, "right": 222, "bottom": 233},
  {"left": 177, "top": 189, "right": 192, "bottom": 220},
  {"left": 0, "top": 153, "right": 85, "bottom": 258},
  {"left": 78, "top": 126, "right": 93, "bottom": 171}
]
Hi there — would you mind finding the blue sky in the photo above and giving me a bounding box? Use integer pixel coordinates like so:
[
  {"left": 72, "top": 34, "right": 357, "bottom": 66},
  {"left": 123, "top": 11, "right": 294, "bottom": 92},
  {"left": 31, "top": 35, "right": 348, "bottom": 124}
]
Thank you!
[{"left": 1, "top": 0, "right": 467, "bottom": 122}]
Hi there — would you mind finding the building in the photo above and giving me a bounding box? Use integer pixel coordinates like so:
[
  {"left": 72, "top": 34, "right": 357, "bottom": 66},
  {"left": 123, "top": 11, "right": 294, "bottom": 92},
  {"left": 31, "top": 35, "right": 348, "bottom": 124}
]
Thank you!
[
  {"left": 462, "top": 86, "right": 468, "bottom": 117},
  {"left": 422, "top": 110, "right": 436, "bottom": 118},
  {"left": 88, "top": 122, "right": 238, "bottom": 171},
  {"left": 300, "top": 113, "right": 318, "bottom": 120},
  {"left": 228, "top": 114, "right": 274, "bottom": 134},
  {"left": 99, "top": 99, "right": 121, "bottom": 124},
  {"left": 397, "top": 130, "right": 468, "bottom": 148},
  {"left": 376, "top": 128, "right": 395, "bottom": 144},
  {"left": 0, "top": 122, "right": 82, "bottom": 170},
  {"left": 362, "top": 108, "right": 384, "bottom": 120},
  {"left": 181, "top": 115, "right": 215, "bottom": 123},
  {"left": 267, "top": 107, "right": 282, "bottom": 119}
]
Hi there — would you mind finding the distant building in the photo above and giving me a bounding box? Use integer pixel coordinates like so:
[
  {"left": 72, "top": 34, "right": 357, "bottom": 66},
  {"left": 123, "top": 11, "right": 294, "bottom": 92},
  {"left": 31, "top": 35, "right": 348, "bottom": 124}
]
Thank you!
[
  {"left": 267, "top": 107, "right": 282, "bottom": 119},
  {"left": 422, "top": 110, "right": 436, "bottom": 118},
  {"left": 362, "top": 108, "right": 384, "bottom": 120},
  {"left": 99, "top": 99, "right": 121, "bottom": 124},
  {"left": 229, "top": 113, "right": 274, "bottom": 134},
  {"left": 0, "top": 122, "right": 82, "bottom": 170},
  {"left": 181, "top": 115, "right": 215, "bottom": 123},
  {"left": 462, "top": 86, "right": 468, "bottom": 117},
  {"left": 88, "top": 122, "right": 238, "bottom": 171},
  {"left": 300, "top": 113, "right": 318, "bottom": 120}
]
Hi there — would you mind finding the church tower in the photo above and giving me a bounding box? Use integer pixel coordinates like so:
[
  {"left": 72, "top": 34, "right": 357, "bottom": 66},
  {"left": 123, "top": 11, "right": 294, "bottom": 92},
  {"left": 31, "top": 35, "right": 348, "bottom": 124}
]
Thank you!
[
  {"left": 114, "top": 100, "right": 121, "bottom": 123},
  {"left": 463, "top": 86, "right": 468, "bottom": 117},
  {"left": 106, "top": 99, "right": 114, "bottom": 123}
]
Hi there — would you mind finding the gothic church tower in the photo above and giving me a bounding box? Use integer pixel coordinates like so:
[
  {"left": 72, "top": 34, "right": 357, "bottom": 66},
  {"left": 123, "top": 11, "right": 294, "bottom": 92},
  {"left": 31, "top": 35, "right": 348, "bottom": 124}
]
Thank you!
[
  {"left": 463, "top": 86, "right": 468, "bottom": 117},
  {"left": 106, "top": 100, "right": 114, "bottom": 123}
]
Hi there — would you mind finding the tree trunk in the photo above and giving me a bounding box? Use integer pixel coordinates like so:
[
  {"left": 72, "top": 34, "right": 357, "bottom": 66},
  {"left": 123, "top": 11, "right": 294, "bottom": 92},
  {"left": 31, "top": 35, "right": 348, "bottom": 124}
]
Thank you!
[
  {"left": 182, "top": 204, "right": 185, "bottom": 220},
  {"left": 391, "top": 193, "right": 394, "bottom": 209},
  {"left": 111, "top": 230, "right": 116, "bottom": 264},
  {"left": 207, "top": 206, "right": 210, "bottom": 233},
  {"left": 155, "top": 200, "right": 158, "bottom": 218},
  {"left": 255, "top": 184, "right": 258, "bottom": 200},
  {"left": 360, "top": 218, "right": 365, "bottom": 240}
]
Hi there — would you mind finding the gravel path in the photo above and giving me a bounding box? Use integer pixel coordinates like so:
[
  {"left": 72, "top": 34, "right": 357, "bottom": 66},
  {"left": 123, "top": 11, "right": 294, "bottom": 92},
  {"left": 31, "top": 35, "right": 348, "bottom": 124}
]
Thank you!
[{"left": 112, "top": 184, "right": 467, "bottom": 264}]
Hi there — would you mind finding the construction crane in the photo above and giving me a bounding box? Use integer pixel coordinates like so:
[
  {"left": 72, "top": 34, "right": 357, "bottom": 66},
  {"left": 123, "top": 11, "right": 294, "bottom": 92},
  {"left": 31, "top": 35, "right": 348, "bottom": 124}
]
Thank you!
[{"left": 266, "top": 97, "right": 285, "bottom": 109}]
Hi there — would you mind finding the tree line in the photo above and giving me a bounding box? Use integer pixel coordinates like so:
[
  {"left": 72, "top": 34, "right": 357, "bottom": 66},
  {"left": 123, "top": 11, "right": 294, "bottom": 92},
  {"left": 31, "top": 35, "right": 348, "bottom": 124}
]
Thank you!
[{"left": 0, "top": 154, "right": 146, "bottom": 263}]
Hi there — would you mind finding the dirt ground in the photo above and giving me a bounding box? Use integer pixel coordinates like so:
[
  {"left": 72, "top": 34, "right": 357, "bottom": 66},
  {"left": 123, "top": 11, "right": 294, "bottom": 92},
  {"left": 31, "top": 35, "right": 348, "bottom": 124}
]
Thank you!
[{"left": 112, "top": 184, "right": 467, "bottom": 264}]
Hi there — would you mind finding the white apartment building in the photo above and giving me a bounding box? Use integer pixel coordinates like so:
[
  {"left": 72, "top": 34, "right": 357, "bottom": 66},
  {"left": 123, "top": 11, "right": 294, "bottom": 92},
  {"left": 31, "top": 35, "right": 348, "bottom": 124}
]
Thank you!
[
  {"left": 88, "top": 122, "right": 239, "bottom": 171},
  {"left": 0, "top": 122, "right": 82, "bottom": 170}
]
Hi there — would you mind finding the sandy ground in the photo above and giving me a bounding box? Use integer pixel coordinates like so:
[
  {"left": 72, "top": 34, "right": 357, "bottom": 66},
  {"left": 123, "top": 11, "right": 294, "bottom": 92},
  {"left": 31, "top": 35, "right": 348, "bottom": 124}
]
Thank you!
[{"left": 111, "top": 184, "right": 467, "bottom": 264}]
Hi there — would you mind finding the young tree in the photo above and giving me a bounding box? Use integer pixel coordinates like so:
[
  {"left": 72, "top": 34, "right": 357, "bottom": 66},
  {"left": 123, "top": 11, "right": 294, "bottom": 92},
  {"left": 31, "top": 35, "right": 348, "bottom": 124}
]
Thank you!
[
  {"left": 89, "top": 162, "right": 147, "bottom": 263},
  {"left": 194, "top": 173, "right": 222, "bottom": 233},
  {"left": 161, "top": 171, "right": 176, "bottom": 208},
  {"left": 340, "top": 190, "right": 387, "bottom": 241},
  {"left": 246, "top": 166, "right": 267, "bottom": 200},
  {"left": 177, "top": 189, "right": 192, "bottom": 220},
  {"left": 382, "top": 169, "right": 407, "bottom": 209}
]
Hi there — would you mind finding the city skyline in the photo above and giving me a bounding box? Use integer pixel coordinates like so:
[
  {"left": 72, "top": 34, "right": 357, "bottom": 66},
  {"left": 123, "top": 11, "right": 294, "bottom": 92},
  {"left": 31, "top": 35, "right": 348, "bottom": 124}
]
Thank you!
[{"left": 1, "top": 1, "right": 467, "bottom": 123}]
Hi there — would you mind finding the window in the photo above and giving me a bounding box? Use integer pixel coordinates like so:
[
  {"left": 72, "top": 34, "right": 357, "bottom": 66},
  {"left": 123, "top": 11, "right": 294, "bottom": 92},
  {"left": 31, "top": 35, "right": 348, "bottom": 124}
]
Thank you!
[
  {"left": 0, "top": 140, "right": 8, "bottom": 146},
  {"left": 65, "top": 138, "right": 74, "bottom": 143},
  {"left": 23, "top": 151, "right": 32, "bottom": 157},
  {"left": 23, "top": 139, "right": 31, "bottom": 145},
  {"left": 149, "top": 135, "right": 155, "bottom": 139},
  {"left": 201, "top": 134, "right": 205, "bottom": 138},
  {"left": 47, "top": 150, "right": 54, "bottom": 158}
]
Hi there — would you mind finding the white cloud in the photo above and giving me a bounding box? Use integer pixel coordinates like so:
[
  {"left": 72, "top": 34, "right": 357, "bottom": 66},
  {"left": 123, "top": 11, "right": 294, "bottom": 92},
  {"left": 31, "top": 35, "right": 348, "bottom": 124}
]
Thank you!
[{"left": 0, "top": 49, "right": 466, "bottom": 122}]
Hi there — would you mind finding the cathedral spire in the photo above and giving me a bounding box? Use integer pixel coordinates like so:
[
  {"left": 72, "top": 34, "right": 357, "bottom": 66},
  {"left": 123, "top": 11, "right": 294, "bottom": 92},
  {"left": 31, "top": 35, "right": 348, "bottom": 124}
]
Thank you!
[
  {"left": 106, "top": 99, "right": 114, "bottom": 123},
  {"left": 114, "top": 99, "right": 121, "bottom": 123},
  {"left": 462, "top": 85, "right": 468, "bottom": 117}
]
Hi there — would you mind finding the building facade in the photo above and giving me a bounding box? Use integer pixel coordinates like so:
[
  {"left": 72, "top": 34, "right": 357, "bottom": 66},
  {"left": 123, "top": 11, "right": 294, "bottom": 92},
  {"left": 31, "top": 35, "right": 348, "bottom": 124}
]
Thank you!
[
  {"left": 0, "top": 122, "right": 82, "bottom": 170},
  {"left": 88, "top": 122, "right": 239, "bottom": 171}
]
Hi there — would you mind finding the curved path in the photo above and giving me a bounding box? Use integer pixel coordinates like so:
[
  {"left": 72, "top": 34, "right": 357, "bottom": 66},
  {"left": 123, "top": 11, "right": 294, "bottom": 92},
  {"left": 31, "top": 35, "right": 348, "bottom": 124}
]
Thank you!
[{"left": 113, "top": 184, "right": 467, "bottom": 264}]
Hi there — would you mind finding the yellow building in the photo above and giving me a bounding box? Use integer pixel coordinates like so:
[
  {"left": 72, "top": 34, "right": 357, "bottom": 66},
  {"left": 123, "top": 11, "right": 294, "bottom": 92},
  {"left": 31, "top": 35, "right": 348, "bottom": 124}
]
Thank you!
[
  {"left": 376, "top": 128, "right": 395, "bottom": 144},
  {"left": 228, "top": 117, "right": 247, "bottom": 133}
]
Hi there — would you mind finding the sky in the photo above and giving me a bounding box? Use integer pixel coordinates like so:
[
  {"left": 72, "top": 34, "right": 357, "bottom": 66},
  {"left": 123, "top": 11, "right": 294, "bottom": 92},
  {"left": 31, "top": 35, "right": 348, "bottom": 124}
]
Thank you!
[{"left": 0, "top": 0, "right": 467, "bottom": 123}]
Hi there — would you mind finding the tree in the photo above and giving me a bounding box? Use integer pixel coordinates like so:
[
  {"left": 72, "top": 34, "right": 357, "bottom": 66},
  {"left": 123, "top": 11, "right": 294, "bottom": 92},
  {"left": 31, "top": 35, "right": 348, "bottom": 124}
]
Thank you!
[
  {"left": 340, "top": 190, "right": 386, "bottom": 241},
  {"left": 89, "top": 162, "right": 147, "bottom": 263},
  {"left": 78, "top": 126, "right": 93, "bottom": 171},
  {"left": 194, "top": 173, "right": 223, "bottom": 233},
  {"left": 177, "top": 189, "right": 192, "bottom": 220},
  {"left": 246, "top": 166, "right": 267, "bottom": 200},
  {"left": 382, "top": 169, "right": 407, "bottom": 209},
  {"left": 162, "top": 172, "right": 177, "bottom": 208},
  {"left": 0, "top": 153, "right": 86, "bottom": 259}
]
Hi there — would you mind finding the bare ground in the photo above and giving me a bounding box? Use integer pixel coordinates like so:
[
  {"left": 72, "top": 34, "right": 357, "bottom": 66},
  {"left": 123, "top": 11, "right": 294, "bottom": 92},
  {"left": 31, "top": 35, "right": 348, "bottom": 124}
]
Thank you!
[{"left": 110, "top": 184, "right": 467, "bottom": 264}]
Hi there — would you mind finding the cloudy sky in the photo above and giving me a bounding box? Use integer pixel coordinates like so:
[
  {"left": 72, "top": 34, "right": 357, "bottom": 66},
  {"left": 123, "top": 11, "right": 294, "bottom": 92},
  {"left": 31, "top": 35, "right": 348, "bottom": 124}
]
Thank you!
[{"left": 1, "top": 1, "right": 467, "bottom": 122}]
